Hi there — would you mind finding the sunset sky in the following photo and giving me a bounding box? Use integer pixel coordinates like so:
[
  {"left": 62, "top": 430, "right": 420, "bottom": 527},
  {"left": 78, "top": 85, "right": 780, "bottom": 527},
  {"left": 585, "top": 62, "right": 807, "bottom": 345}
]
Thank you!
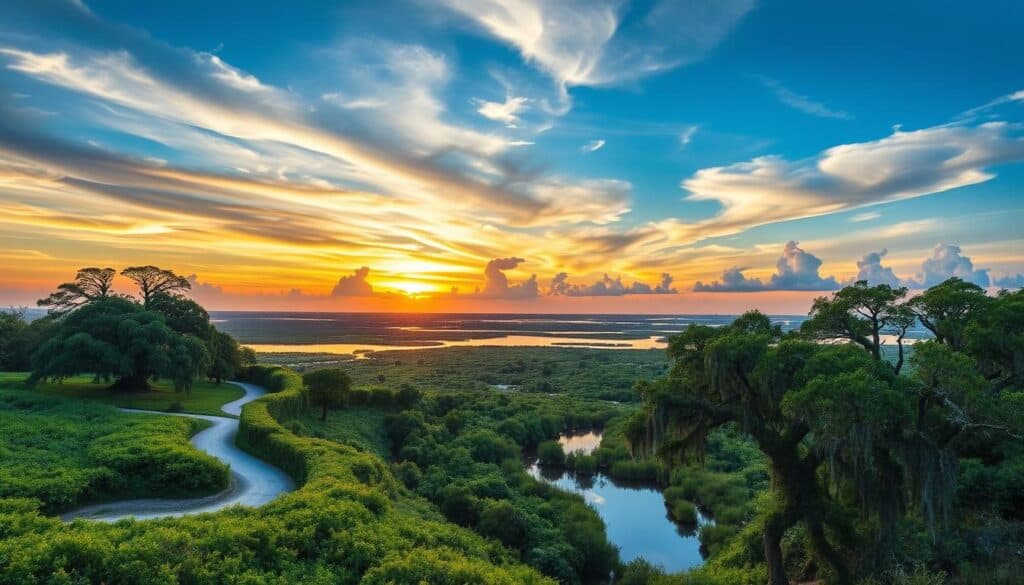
[{"left": 1, "top": 0, "right": 1022, "bottom": 313}]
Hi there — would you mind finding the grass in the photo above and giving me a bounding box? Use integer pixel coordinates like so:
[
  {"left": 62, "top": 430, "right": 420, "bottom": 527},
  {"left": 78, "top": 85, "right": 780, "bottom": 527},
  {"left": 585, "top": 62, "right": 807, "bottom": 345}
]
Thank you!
[
  {"left": 0, "top": 388, "right": 228, "bottom": 512},
  {"left": 285, "top": 407, "right": 392, "bottom": 459},
  {"left": 0, "top": 372, "right": 244, "bottom": 416},
  {"left": 259, "top": 345, "right": 669, "bottom": 402}
]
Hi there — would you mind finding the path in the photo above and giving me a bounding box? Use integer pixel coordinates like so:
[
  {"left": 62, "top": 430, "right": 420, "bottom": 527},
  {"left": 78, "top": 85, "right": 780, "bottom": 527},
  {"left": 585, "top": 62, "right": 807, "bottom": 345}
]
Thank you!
[{"left": 62, "top": 381, "right": 295, "bottom": 522}]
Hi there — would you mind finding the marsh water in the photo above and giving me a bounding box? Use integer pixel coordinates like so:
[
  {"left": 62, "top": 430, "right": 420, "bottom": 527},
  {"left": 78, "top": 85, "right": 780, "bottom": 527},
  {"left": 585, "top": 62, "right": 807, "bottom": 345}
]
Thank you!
[{"left": 528, "top": 432, "right": 711, "bottom": 573}]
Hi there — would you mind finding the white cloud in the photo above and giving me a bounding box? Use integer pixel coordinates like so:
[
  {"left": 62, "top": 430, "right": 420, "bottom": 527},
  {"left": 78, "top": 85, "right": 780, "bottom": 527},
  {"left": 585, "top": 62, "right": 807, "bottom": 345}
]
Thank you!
[
  {"left": 581, "top": 139, "right": 606, "bottom": 152},
  {"left": 679, "top": 125, "right": 699, "bottom": 146},
  {"left": 854, "top": 249, "right": 904, "bottom": 287},
  {"left": 759, "top": 76, "right": 852, "bottom": 120},
  {"left": 916, "top": 243, "right": 990, "bottom": 288},
  {"left": 436, "top": 0, "right": 753, "bottom": 88},
  {"left": 549, "top": 272, "right": 676, "bottom": 296},
  {"left": 474, "top": 95, "right": 529, "bottom": 126},
  {"left": 676, "top": 122, "right": 1024, "bottom": 244},
  {"left": 850, "top": 211, "right": 880, "bottom": 222},
  {"left": 694, "top": 241, "right": 839, "bottom": 291}
]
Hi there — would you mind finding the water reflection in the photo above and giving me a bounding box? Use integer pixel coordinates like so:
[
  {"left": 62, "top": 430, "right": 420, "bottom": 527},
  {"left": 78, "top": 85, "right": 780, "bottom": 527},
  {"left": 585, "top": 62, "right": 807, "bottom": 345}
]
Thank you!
[
  {"left": 248, "top": 334, "right": 667, "bottom": 356},
  {"left": 529, "top": 433, "right": 710, "bottom": 573}
]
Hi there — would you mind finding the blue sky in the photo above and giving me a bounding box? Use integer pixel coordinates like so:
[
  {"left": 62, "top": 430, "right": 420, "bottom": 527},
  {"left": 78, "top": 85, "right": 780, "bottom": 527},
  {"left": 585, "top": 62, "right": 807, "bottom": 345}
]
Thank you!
[{"left": 0, "top": 0, "right": 1021, "bottom": 310}]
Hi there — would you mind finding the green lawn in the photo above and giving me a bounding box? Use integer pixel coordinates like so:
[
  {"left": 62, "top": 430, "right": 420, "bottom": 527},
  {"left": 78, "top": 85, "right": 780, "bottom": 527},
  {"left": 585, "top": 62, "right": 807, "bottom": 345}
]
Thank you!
[{"left": 0, "top": 372, "right": 244, "bottom": 416}]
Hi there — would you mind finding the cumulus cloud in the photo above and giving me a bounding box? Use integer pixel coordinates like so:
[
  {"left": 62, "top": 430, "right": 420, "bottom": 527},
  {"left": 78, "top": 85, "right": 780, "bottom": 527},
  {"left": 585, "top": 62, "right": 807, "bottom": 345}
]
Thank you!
[
  {"left": 854, "top": 249, "right": 904, "bottom": 287},
  {"left": 581, "top": 139, "right": 606, "bottom": 152},
  {"left": 187, "top": 274, "right": 226, "bottom": 303},
  {"left": 759, "top": 76, "right": 852, "bottom": 120},
  {"left": 331, "top": 267, "right": 374, "bottom": 297},
  {"left": 695, "top": 241, "right": 839, "bottom": 292},
  {"left": 480, "top": 257, "right": 539, "bottom": 299},
  {"left": 437, "top": 0, "right": 753, "bottom": 88},
  {"left": 549, "top": 272, "right": 677, "bottom": 296},
  {"left": 917, "top": 244, "right": 990, "bottom": 288},
  {"left": 993, "top": 273, "right": 1024, "bottom": 289}
]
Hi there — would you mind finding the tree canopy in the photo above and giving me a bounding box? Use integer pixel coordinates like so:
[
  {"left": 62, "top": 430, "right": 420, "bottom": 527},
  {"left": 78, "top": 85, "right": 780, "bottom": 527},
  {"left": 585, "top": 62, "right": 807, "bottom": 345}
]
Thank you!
[
  {"left": 303, "top": 368, "right": 352, "bottom": 420},
  {"left": 121, "top": 265, "right": 191, "bottom": 308},
  {"left": 30, "top": 296, "right": 210, "bottom": 392},
  {"left": 628, "top": 279, "right": 1022, "bottom": 585},
  {"left": 37, "top": 267, "right": 117, "bottom": 314}
]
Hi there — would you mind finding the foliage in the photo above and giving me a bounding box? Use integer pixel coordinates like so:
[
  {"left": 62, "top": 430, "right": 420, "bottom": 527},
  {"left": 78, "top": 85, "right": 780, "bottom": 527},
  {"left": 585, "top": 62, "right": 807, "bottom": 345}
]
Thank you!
[
  {"left": 29, "top": 297, "right": 210, "bottom": 393},
  {"left": 36, "top": 267, "right": 116, "bottom": 314},
  {"left": 303, "top": 368, "right": 352, "bottom": 421},
  {"left": 0, "top": 389, "right": 227, "bottom": 512},
  {"left": 263, "top": 345, "right": 669, "bottom": 402},
  {"left": 631, "top": 280, "right": 1024, "bottom": 584},
  {"left": 120, "top": 265, "right": 191, "bottom": 308},
  {"left": 801, "top": 280, "right": 915, "bottom": 372}
]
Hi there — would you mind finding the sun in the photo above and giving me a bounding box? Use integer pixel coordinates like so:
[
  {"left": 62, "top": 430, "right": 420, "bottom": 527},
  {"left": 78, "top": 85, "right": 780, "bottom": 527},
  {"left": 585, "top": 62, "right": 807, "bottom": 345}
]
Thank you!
[{"left": 386, "top": 280, "right": 436, "bottom": 297}]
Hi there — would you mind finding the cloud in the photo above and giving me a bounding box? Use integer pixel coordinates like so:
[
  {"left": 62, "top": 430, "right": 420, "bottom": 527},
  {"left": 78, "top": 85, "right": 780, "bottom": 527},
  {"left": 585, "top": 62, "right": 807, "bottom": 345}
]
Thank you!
[
  {"left": 437, "top": 0, "right": 753, "bottom": 88},
  {"left": 854, "top": 249, "right": 904, "bottom": 287},
  {"left": 695, "top": 241, "right": 840, "bottom": 292},
  {"left": 993, "top": 273, "right": 1024, "bottom": 289},
  {"left": 850, "top": 212, "right": 880, "bottom": 222},
  {"left": 186, "top": 274, "right": 226, "bottom": 303},
  {"left": 480, "top": 257, "right": 539, "bottom": 298},
  {"left": 679, "top": 125, "right": 699, "bottom": 146},
  {"left": 759, "top": 76, "right": 852, "bottom": 120},
  {"left": 474, "top": 95, "right": 529, "bottom": 126},
  {"left": 331, "top": 267, "right": 374, "bottom": 297},
  {"left": 549, "top": 272, "right": 677, "bottom": 296},
  {"left": 917, "top": 243, "right": 990, "bottom": 288},
  {"left": 581, "top": 139, "right": 606, "bottom": 152},
  {"left": 676, "top": 122, "right": 1024, "bottom": 245}
]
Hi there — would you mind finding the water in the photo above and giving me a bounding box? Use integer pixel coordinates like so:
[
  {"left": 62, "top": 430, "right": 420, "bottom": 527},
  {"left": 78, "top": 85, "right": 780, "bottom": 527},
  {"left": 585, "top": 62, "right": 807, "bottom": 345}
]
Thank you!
[
  {"left": 211, "top": 312, "right": 914, "bottom": 356},
  {"left": 528, "top": 432, "right": 711, "bottom": 573},
  {"left": 245, "top": 334, "right": 667, "bottom": 356}
]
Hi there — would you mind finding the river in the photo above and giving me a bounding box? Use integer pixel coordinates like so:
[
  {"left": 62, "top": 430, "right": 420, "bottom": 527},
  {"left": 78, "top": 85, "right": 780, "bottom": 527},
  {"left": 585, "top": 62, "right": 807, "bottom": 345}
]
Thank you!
[{"left": 527, "top": 431, "right": 710, "bottom": 573}]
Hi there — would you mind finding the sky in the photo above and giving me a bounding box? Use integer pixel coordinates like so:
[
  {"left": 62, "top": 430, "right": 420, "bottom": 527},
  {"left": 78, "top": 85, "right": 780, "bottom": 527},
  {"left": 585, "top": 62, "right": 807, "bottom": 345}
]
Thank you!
[{"left": 0, "top": 0, "right": 1022, "bottom": 313}]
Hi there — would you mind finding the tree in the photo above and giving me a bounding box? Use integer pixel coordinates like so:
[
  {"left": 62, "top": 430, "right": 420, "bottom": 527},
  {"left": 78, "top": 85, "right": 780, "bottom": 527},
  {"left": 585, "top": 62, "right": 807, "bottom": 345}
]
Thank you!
[
  {"left": 628, "top": 310, "right": 969, "bottom": 585},
  {"left": 0, "top": 309, "right": 28, "bottom": 370},
  {"left": 963, "top": 288, "right": 1024, "bottom": 391},
  {"left": 207, "top": 328, "right": 243, "bottom": 384},
  {"left": 303, "top": 368, "right": 351, "bottom": 421},
  {"left": 147, "top": 293, "right": 209, "bottom": 337},
  {"left": 29, "top": 296, "right": 209, "bottom": 392},
  {"left": 909, "top": 277, "right": 990, "bottom": 351},
  {"left": 121, "top": 266, "right": 191, "bottom": 308},
  {"left": 801, "top": 280, "right": 915, "bottom": 372},
  {"left": 37, "top": 267, "right": 116, "bottom": 314}
]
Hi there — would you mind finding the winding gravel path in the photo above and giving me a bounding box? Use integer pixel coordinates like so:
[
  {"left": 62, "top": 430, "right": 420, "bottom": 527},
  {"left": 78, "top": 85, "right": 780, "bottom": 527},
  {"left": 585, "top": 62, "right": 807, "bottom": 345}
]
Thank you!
[{"left": 62, "top": 381, "right": 295, "bottom": 522}]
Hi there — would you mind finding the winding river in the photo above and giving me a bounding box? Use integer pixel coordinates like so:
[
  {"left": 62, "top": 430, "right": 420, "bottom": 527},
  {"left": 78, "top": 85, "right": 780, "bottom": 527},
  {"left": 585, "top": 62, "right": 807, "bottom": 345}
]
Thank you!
[{"left": 63, "top": 382, "right": 295, "bottom": 522}]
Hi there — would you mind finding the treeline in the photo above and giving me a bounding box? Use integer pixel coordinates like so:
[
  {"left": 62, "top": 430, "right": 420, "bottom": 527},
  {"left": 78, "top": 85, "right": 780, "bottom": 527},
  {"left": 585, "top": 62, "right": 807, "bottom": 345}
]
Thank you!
[
  {"left": 626, "top": 279, "right": 1024, "bottom": 585},
  {"left": 0, "top": 266, "right": 254, "bottom": 391}
]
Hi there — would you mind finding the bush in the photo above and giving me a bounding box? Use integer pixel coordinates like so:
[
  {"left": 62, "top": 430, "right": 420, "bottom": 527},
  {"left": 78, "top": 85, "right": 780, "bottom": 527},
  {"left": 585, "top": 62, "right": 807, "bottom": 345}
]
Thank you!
[{"left": 536, "top": 441, "right": 565, "bottom": 466}]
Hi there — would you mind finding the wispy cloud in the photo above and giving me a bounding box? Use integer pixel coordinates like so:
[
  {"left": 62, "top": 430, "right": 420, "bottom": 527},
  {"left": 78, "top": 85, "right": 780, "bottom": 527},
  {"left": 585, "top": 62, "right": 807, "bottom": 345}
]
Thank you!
[
  {"left": 581, "top": 139, "right": 606, "bottom": 152},
  {"left": 679, "top": 125, "right": 699, "bottom": 146},
  {"left": 759, "top": 76, "right": 852, "bottom": 120},
  {"left": 436, "top": 0, "right": 753, "bottom": 89}
]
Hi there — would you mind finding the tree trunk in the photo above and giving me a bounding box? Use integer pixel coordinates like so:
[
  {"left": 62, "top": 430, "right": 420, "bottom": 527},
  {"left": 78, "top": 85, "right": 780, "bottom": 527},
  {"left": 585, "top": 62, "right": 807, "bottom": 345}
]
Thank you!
[
  {"left": 806, "top": 518, "right": 851, "bottom": 585},
  {"left": 763, "top": 511, "right": 789, "bottom": 585},
  {"left": 321, "top": 404, "right": 327, "bottom": 421},
  {"left": 110, "top": 373, "right": 151, "bottom": 392}
]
